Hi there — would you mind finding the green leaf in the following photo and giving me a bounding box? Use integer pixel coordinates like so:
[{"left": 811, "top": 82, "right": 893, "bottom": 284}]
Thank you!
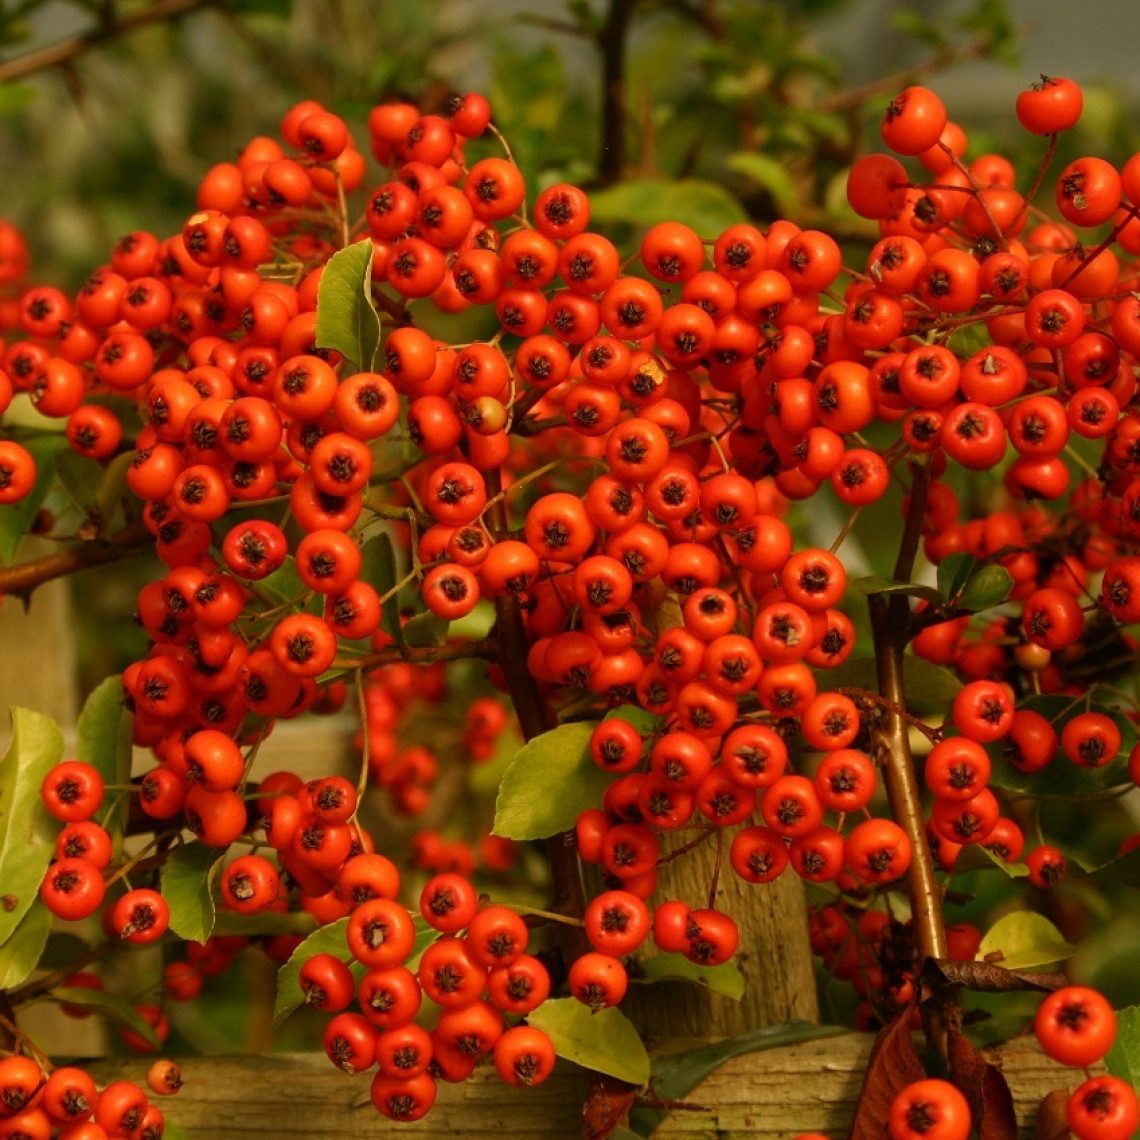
[
  {"left": 822, "top": 655, "right": 962, "bottom": 716},
  {"left": 493, "top": 722, "right": 613, "bottom": 840},
  {"left": 274, "top": 914, "right": 434, "bottom": 1024},
  {"left": 958, "top": 563, "right": 1013, "bottom": 612},
  {"left": 0, "top": 900, "right": 52, "bottom": 989},
  {"left": 1105, "top": 1006, "right": 1140, "bottom": 1089},
  {"left": 362, "top": 531, "right": 402, "bottom": 644},
  {"left": 950, "top": 844, "right": 1029, "bottom": 879},
  {"left": 315, "top": 238, "right": 381, "bottom": 372},
  {"left": 528, "top": 998, "right": 649, "bottom": 1086},
  {"left": 852, "top": 575, "right": 944, "bottom": 609},
  {"left": 257, "top": 555, "right": 304, "bottom": 608},
  {"left": 988, "top": 696, "right": 1133, "bottom": 798},
  {"left": 1082, "top": 848, "right": 1140, "bottom": 888},
  {"left": 213, "top": 911, "right": 317, "bottom": 939},
  {"left": 629, "top": 1021, "right": 847, "bottom": 1135},
  {"left": 0, "top": 435, "right": 67, "bottom": 565},
  {"left": 55, "top": 450, "right": 105, "bottom": 516},
  {"left": 977, "top": 911, "right": 1075, "bottom": 970},
  {"left": 49, "top": 985, "right": 160, "bottom": 1049},
  {"left": 274, "top": 918, "right": 351, "bottom": 1024},
  {"left": 726, "top": 152, "right": 799, "bottom": 215},
  {"left": 630, "top": 952, "right": 744, "bottom": 1001},
  {"left": 402, "top": 610, "right": 448, "bottom": 648},
  {"left": 586, "top": 179, "right": 748, "bottom": 235},
  {"left": 75, "top": 676, "right": 131, "bottom": 851},
  {"left": 604, "top": 705, "right": 663, "bottom": 737},
  {"left": 0, "top": 707, "right": 64, "bottom": 943},
  {"left": 161, "top": 842, "right": 223, "bottom": 944},
  {"left": 936, "top": 552, "right": 976, "bottom": 603},
  {"left": 94, "top": 451, "right": 134, "bottom": 531}
]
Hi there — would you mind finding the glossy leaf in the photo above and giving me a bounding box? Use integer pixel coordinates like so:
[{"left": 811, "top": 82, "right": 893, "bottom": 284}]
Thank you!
[
  {"left": 274, "top": 913, "right": 433, "bottom": 1024},
  {"left": 528, "top": 997, "right": 650, "bottom": 1086},
  {"left": 1105, "top": 1005, "right": 1140, "bottom": 1090},
  {"left": 951, "top": 844, "right": 1029, "bottom": 879},
  {"left": 315, "top": 238, "right": 380, "bottom": 371},
  {"left": 977, "top": 911, "right": 1075, "bottom": 971},
  {"left": 493, "top": 722, "right": 613, "bottom": 840},
  {"left": 0, "top": 707, "right": 63, "bottom": 943},
  {"left": 988, "top": 696, "right": 1133, "bottom": 798},
  {"left": 936, "top": 552, "right": 976, "bottom": 603},
  {"left": 161, "top": 841, "right": 222, "bottom": 944},
  {"left": 0, "top": 900, "right": 52, "bottom": 989},
  {"left": 852, "top": 575, "right": 944, "bottom": 608},
  {"left": 958, "top": 563, "right": 1013, "bottom": 612},
  {"left": 75, "top": 675, "right": 131, "bottom": 851},
  {"left": 586, "top": 178, "right": 748, "bottom": 235}
]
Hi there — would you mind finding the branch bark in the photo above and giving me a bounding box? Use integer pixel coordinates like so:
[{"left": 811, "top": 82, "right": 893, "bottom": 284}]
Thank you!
[
  {"left": 0, "top": 524, "right": 151, "bottom": 599},
  {"left": 0, "top": 0, "right": 214, "bottom": 86}
]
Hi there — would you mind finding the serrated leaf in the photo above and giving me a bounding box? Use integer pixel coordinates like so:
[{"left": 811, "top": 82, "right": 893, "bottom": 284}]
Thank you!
[
  {"left": 959, "top": 564, "right": 1013, "bottom": 612},
  {"left": 937, "top": 552, "right": 976, "bottom": 603},
  {"left": 586, "top": 179, "right": 748, "bottom": 235},
  {"left": 630, "top": 952, "right": 744, "bottom": 1000},
  {"left": 75, "top": 676, "right": 131, "bottom": 852},
  {"left": 528, "top": 997, "right": 649, "bottom": 1085},
  {"left": 0, "top": 900, "right": 51, "bottom": 989},
  {"left": 853, "top": 574, "right": 945, "bottom": 608},
  {"left": 49, "top": 985, "right": 160, "bottom": 1048},
  {"left": 726, "top": 151, "right": 799, "bottom": 215},
  {"left": 630, "top": 1020, "right": 847, "bottom": 1135},
  {"left": 493, "top": 722, "right": 613, "bottom": 840},
  {"left": 315, "top": 239, "right": 380, "bottom": 371},
  {"left": 161, "top": 842, "right": 222, "bottom": 944},
  {"left": 978, "top": 911, "right": 1075, "bottom": 971},
  {"left": 0, "top": 435, "right": 67, "bottom": 565},
  {"left": 1105, "top": 1005, "right": 1140, "bottom": 1089},
  {"left": 0, "top": 707, "right": 63, "bottom": 943}
]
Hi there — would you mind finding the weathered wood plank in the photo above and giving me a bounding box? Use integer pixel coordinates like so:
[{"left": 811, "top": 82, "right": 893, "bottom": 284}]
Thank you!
[{"left": 87, "top": 1034, "right": 1075, "bottom": 1139}]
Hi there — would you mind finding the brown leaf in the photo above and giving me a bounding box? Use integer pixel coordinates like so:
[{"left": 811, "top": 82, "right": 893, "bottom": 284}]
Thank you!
[
  {"left": 948, "top": 1021, "right": 1017, "bottom": 1140},
  {"left": 851, "top": 1008, "right": 927, "bottom": 1140},
  {"left": 925, "top": 958, "right": 1066, "bottom": 993},
  {"left": 1035, "top": 1088, "right": 1073, "bottom": 1140},
  {"left": 582, "top": 1074, "right": 638, "bottom": 1140}
]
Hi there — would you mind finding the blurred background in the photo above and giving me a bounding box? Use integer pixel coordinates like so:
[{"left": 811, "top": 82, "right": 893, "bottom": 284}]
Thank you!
[{"left": 3, "top": 0, "right": 1139, "bottom": 288}]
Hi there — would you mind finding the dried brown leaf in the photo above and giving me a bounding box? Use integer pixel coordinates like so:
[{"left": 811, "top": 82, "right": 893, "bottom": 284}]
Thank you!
[
  {"left": 1035, "top": 1088, "right": 1073, "bottom": 1140},
  {"left": 851, "top": 1008, "right": 927, "bottom": 1140},
  {"left": 948, "top": 1021, "right": 1017, "bottom": 1140},
  {"left": 925, "top": 958, "right": 1066, "bottom": 993}
]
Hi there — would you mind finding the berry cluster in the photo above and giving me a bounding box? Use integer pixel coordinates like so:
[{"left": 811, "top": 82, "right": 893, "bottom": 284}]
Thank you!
[{"left": 1, "top": 71, "right": 1139, "bottom": 1134}]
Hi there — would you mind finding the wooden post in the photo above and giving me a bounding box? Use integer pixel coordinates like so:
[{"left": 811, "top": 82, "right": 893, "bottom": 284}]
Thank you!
[{"left": 86, "top": 1035, "right": 1072, "bottom": 1139}]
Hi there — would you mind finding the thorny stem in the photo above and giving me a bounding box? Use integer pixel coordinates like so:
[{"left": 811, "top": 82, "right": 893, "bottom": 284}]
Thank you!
[
  {"left": 867, "top": 455, "right": 949, "bottom": 1057},
  {"left": 0, "top": 523, "right": 151, "bottom": 600}
]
